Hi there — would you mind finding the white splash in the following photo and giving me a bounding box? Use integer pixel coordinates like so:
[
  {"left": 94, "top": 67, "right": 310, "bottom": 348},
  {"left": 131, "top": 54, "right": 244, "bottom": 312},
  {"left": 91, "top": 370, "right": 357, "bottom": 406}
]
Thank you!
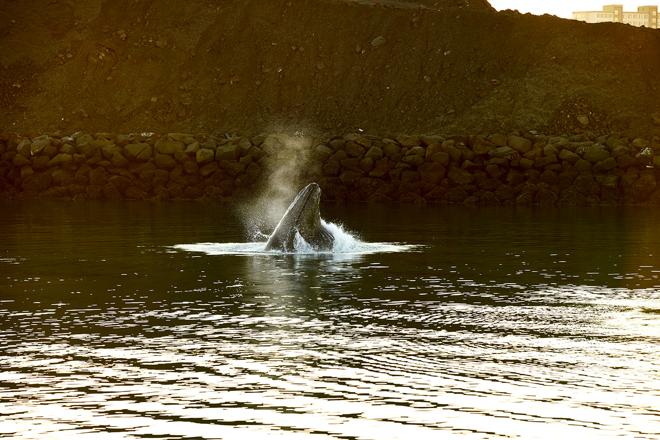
[{"left": 172, "top": 220, "right": 416, "bottom": 257}]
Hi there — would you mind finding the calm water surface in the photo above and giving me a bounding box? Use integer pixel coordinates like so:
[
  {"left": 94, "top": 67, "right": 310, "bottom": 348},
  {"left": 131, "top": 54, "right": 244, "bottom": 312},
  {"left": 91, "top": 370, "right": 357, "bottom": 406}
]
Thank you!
[{"left": 0, "top": 201, "right": 658, "bottom": 439}]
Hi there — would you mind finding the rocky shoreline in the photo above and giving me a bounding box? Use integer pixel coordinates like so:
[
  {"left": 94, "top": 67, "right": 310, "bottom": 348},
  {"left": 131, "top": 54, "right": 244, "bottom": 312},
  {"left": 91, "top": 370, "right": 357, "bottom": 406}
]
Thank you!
[{"left": 1, "top": 131, "right": 660, "bottom": 205}]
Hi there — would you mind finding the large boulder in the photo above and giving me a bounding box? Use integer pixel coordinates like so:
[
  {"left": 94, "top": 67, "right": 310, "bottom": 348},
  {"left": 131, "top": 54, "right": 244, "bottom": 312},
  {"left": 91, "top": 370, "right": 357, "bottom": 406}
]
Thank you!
[
  {"left": 196, "top": 148, "right": 215, "bottom": 164},
  {"left": 508, "top": 135, "right": 532, "bottom": 153},
  {"left": 155, "top": 137, "right": 185, "bottom": 155},
  {"left": 31, "top": 135, "right": 50, "bottom": 156},
  {"left": 579, "top": 144, "right": 610, "bottom": 163},
  {"left": 124, "top": 143, "right": 152, "bottom": 161}
]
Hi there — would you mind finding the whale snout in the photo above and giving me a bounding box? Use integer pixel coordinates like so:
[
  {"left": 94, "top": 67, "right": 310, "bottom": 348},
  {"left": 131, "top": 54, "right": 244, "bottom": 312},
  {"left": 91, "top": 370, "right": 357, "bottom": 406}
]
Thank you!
[
  {"left": 301, "top": 182, "right": 321, "bottom": 197},
  {"left": 265, "top": 182, "right": 331, "bottom": 252}
]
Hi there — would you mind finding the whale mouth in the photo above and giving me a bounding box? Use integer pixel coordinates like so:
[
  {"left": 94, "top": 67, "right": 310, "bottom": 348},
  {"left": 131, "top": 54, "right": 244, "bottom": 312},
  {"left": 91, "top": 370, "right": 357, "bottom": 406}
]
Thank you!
[
  {"left": 290, "top": 183, "right": 320, "bottom": 224},
  {"left": 264, "top": 182, "right": 325, "bottom": 252}
]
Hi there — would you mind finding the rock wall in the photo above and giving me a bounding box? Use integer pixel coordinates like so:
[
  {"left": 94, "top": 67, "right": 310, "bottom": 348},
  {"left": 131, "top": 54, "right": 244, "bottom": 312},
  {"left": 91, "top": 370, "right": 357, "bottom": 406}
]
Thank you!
[{"left": 1, "top": 131, "right": 660, "bottom": 205}]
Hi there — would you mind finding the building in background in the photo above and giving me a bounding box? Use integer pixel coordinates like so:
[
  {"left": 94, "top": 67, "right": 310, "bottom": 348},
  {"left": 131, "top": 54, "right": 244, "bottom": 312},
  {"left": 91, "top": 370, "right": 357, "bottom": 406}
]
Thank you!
[{"left": 573, "top": 4, "right": 658, "bottom": 28}]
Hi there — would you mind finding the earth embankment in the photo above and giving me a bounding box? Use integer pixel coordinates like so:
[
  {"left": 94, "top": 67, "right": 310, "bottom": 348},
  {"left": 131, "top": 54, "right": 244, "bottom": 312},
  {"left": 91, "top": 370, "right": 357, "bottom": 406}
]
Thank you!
[{"left": 1, "top": 0, "right": 659, "bottom": 136}]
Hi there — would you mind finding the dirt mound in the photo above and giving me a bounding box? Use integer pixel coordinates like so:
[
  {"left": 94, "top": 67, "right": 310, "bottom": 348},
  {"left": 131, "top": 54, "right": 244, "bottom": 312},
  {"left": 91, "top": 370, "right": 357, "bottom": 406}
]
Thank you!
[{"left": 0, "top": 0, "right": 659, "bottom": 136}]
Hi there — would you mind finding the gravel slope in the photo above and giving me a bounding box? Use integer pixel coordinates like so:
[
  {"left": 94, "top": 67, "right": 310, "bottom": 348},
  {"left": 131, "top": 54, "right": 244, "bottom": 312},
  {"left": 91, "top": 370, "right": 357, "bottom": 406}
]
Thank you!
[{"left": 0, "top": 0, "right": 658, "bottom": 136}]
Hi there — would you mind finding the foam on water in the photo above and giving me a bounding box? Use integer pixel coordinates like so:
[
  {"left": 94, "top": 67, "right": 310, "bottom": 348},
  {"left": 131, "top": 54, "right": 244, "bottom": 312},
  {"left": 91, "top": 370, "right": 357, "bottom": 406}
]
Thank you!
[{"left": 173, "top": 220, "right": 416, "bottom": 256}]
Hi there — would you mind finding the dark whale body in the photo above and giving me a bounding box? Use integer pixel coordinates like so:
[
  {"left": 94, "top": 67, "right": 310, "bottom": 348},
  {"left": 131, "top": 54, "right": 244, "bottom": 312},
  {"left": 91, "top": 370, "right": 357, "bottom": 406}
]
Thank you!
[{"left": 265, "top": 183, "right": 334, "bottom": 252}]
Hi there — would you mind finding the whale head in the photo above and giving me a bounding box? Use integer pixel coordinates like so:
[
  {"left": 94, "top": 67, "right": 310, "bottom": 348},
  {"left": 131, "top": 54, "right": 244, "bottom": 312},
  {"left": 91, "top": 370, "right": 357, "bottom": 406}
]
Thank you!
[{"left": 265, "top": 183, "right": 334, "bottom": 252}]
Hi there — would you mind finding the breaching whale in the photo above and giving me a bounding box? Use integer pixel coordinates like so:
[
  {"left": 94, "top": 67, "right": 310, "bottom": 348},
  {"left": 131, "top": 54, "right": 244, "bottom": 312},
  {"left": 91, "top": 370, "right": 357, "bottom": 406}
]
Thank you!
[{"left": 265, "top": 182, "right": 334, "bottom": 252}]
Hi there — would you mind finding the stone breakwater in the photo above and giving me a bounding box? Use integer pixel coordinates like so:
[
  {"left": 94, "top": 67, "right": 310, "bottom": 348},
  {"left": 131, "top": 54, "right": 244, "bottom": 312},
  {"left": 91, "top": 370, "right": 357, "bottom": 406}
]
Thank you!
[{"left": 1, "top": 132, "right": 660, "bottom": 205}]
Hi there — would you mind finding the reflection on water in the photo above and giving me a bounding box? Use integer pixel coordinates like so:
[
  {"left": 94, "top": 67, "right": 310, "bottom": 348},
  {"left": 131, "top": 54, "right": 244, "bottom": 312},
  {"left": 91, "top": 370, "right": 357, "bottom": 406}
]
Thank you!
[{"left": 0, "top": 201, "right": 659, "bottom": 439}]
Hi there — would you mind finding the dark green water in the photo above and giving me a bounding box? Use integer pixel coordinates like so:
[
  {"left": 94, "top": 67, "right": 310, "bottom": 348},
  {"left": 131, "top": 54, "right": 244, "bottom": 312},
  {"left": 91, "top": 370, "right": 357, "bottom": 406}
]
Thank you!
[{"left": 0, "top": 201, "right": 658, "bottom": 439}]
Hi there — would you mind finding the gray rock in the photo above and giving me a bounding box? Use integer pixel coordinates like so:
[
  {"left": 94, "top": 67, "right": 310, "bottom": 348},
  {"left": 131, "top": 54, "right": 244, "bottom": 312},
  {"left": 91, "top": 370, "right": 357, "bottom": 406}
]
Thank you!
[
  {"left": 610, "top": 145, "right": 631, "bottom": 158},
  {"left": 593, "top": 157, "right": 617, "bottom": 173},
  {"left": 48, "top": 153, "right": 73, "bottom": 167},
  {"left": 344, "top": 133, "right": 372, "bottom": 147},
  {"left": 395, "top": 135, "right": 419, "bottom": 148},
  {"left": 383, "top": 141, "right": 401, "bottom": 159},
  {"left": 237, "top": 138, "right": 252, "bottom": 157},
  {"left": 244, "top": 162, "right": 262, "bottom": 181},
  {"left": 13, "top": 154, "right": 31, "bottom": 166},
  {"left": 16, "top": 139, "right": 31, "bottom": 157},
  {"left": 51, "top": 169, "right": 74, "bottom": 186},
  {"left": 167, "top": 133, "right": 196, "bottom": 144},
  {"left": 632, "top": 138, "right": 649, "bottom": 149},
  {"left": 543, "top": 144, "right": 559, "bottom": 156},
  {"left": 574, "top": 159, "right": 591, "bottom": 173},
  {"left": 402, "top": 146, "right": 425, "bottom": 166},
  {"left": 31, "top": 135, "right": 50, "bottom": 156},
  {"left": 579, "top": 144, "right": 610, "bottom": 163},
  {"left": 124, "top": 143, "right": 152, "bottom": 161},
  {"left": 322, "top": 159, "right": 340, "bottom": 176},
  {"left": 314, "top": 144, "right": 333, "bottom": 161},
  {"left": 485, "top": 163, "right": 504, "bottom": 178},
  {"left": 185, "top": 142, "right": 200, "bottom": 154},
  {"left": 488, "top": 133, "right": 507, "bottom": 147},
  {"left": 340, "top": 157, "right": 362, "bottom": 172},
  {"left": 421, "top": 135, "right": 443, "bottom": 146},
  {"left": 196, "top": 148, "right": 215, "bottom": 164},
  {"left": 359, "top": 157, "right": 374, "bottom": 173},
  {"left": 616, "top": 155, "right": 635, "bottom": 168},
  {"left": 111, "top": 153, "right": 129, "bottom": 167},
  {"left": 74, "top": 133, "right": 94, "bottom": 148},
  {"left": 182, "top": 160, "right": 198, "bottom": 174},
  {"left": 60, "top": 143, "right": 76, "bottom": 154},
  {"left": 199, "top": 162, "right": 218, "bottom": 177},
  {"left": 540, "top": 169, "right": 558, "bottom": 185},
  {"left": 508, "top": 135, "right": 532, "bottom": 153},
  {"left": 261, "top": 135, "right": 284, "bottom": 155},
  {"left": 559, "top": 149, "right": 579, "bottom": 162},
  {"left": 115, "top": 134, "right": 136, "bottom": 146},
  {"left": 20, "top": 166, "right": 34, "bottom": 179},
  {"left": 448, "top": 167, "right": 473, "bottom": 185},
  {"left": 442, "top": 144, "right": 462, "bottom": 162},
  {"left": 370, "top": 36, "right": 386, "bottom": 47},
  {"left": 596, "top": 174, "right": 618, "bottom": 188},
  {"left": 369, "top": 158, "right": 390, "bottom": 177},
  {"left": 328, "top": 138, "right": 345, "bottom": 151},
  {"left": 345, "top": 141, "right": 365, "bottom": 158},
  {"left": 470, "top": 136, "right": 493, "bottom": 155},
  {"left": 429, "top": 151, "right": 449, "bottom": 166},
  {"left": 32, "top": 155, "right": 50, "bottom": 170},
  {"left": 339, "top": 170, "right": 362, "bottom": 185},
  {"left": 575, "top": 175, "right": 600, "bottom": 195},
  {"left": 490, "top": 146, "right": 516, "bottom": 158},
  {"left": 577, "top": 115, "right": 589, "bottom": 126},
  {"left": 535, "top": 187, "right": 557, "bottom": 206},
  {"left": 364, "top": 146, "right": 384, "bottom": 160},
  {"left": 215, "top": 143, "right": 238, "bottom": 161},
  {"left": 74, "top": 166, "right": 90, "bottom": 184},
  {"left": 418, "top": 163, "right": 446, "bottom": 185},
  {"left": 154, "top": 153, "right": 177, "bottom": 169},
  {"left": 155, "top": 137, "right": 185, "bottom": 155},
  {"left": 400, "top": 170, "right": 420, "bottom": 184},
  {"left": 101, "top": 142, "right": 121, "bottom": 160},
  {"left": 77, "top": 140, "right": 100, "bottom": 158},
  {"left": 89, "top": 168, "right": 108, "bottom": 186},
  {"left": 22, "top": 172, "right": 52, "bottom": 192}
]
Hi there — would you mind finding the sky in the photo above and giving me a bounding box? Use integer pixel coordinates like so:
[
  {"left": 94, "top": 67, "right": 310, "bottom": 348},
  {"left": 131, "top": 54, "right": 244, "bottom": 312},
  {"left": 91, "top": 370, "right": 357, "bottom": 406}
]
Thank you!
[{"left": 488, "top": 1, "right": 660, "bottom": 19}]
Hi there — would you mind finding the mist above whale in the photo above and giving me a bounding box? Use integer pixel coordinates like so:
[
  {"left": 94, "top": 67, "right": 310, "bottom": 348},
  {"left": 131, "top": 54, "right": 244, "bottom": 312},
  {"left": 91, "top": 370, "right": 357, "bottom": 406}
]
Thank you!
[{"left": 265, "top": 183, "right": 334, "bottom": 252}]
